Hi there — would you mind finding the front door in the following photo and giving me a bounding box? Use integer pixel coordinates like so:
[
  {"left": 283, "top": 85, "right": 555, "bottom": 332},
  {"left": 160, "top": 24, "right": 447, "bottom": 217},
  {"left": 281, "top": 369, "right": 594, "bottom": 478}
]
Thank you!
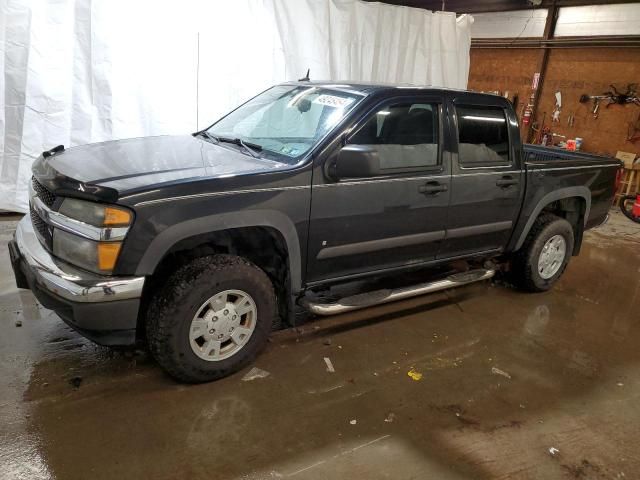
[
  {"left": 438, "top": 96, "right": 524, "bottom": 258},
  {"left": 306, "top": 95, "right": 451, "bottom": 284}
]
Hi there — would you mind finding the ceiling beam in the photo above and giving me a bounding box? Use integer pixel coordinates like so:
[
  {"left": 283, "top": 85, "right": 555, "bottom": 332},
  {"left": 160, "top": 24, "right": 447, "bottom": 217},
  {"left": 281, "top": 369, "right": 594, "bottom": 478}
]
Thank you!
[
  {"left": 368, "top": 0, "right": 640, "bottom": 14},
  {"left": 472, "top": 35, "right": 640, "bottom": 48},
  {"left": 366, "top": 1, "right": 531, "bottom": 13}
]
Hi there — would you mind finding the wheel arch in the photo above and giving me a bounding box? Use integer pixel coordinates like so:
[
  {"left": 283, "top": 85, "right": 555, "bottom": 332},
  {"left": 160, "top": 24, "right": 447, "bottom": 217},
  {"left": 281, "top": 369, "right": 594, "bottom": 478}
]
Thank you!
[
  {"left": 135, "top": 210, "right": 303, "bottom": 292},
  {"left": 512, "top": 187, "right": 591, "bottom": 252}
]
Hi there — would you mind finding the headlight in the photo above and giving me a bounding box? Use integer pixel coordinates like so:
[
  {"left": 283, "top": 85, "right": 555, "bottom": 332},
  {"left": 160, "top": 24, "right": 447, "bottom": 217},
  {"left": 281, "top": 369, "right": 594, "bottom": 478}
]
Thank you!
[
  {"left": 53, "top": 230, "right": 123, "bottom": 273},
  {"left": 58, "top": 198, "right": 132, "bottom": 227},
  {"left": 51, "top": 198, "right": 133, "bottom": 274}
]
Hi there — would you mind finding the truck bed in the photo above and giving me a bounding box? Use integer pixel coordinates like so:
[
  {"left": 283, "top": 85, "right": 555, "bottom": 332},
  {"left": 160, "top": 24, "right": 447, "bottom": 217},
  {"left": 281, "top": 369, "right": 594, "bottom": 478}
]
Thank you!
[
  {"left": 523, "top": 144, "right": 614, "bottom": 164},
  {"left": 508, "top": 145, "right": 621, "bottom": 253}
]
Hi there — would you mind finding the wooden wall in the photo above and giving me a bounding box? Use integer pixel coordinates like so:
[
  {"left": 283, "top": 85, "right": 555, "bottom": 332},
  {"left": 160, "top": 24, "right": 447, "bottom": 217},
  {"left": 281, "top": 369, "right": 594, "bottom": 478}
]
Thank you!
[
  {"left": 468, "top": 49, "right": 539, "bottom": 101},
  {"left": 468, "top": 47, "right": 640, "bottom": 158}
]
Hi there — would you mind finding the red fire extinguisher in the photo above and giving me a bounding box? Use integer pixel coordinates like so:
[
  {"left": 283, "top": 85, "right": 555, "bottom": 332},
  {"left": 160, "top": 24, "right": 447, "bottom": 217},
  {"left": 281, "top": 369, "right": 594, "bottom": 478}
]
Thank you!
[
  {"left": 523, "top": 107, "right": 532, "bottom": 126},
  {"left": 633, "top": 194, "right": 640, "bottom": 218},
  {"left": 622, "top": 193, "right": 640, "bottom": 224}
]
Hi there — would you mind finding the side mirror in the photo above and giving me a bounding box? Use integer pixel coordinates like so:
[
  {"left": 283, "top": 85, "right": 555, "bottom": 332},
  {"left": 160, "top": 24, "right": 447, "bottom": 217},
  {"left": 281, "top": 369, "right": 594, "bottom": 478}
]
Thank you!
[{"left": 333, "top": 145, "right": 380, "bottom": 179}]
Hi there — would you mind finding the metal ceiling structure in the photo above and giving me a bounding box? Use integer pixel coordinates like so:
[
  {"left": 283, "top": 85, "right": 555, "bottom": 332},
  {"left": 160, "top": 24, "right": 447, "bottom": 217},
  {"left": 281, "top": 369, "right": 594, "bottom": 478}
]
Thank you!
[
  {"left": 370, "top": 0, "right": 640, "bottom": 143},
  {"left": 369, "top": 0, "right": 640, "bottom": 14},
  {"left": 368, "top": 0, "right": 640, "bottom": 48}
]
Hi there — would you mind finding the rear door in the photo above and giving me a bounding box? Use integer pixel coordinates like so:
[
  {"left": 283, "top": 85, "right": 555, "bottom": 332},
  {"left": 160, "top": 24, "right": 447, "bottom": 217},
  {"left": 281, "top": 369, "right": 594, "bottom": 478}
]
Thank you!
[
  {"left": 306, "top": 94, "right": 452, "bottom": 284},
  {"left": 438, "top": 95, "right": 524, "bottom": 258}
]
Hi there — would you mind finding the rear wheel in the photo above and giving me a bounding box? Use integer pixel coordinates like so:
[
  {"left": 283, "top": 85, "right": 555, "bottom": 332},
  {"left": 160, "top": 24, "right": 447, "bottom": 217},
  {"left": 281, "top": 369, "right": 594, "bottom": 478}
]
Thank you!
[
  {"left": 146, "top": 254, "right": 276, "bottom": 383},
  {"left": 511, "top": 214, "right": 574, "bottom": 292}
]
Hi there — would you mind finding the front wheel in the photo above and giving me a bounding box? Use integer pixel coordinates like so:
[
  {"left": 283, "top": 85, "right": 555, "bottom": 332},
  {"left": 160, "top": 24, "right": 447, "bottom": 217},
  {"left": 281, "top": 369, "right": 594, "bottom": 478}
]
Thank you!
[
  {"left": 146, "top": 254, "right": 276, "bottom": 383},
  {"left": 511, "top": 214, "right": 574, "bottom": 292}
]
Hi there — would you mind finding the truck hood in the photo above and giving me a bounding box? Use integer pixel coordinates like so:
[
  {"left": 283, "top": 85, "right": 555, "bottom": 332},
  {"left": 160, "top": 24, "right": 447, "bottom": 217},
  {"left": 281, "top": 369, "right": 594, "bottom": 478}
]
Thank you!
[{"left": 34, "top": 135, "right": 290, "bottom": 195}]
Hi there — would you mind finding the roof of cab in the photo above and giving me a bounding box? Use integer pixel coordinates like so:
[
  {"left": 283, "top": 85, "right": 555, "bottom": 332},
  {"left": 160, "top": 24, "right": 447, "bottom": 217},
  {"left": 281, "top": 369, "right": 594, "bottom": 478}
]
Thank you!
[{"left": 281, "top": 80, "right": 476, "bottom": 96}]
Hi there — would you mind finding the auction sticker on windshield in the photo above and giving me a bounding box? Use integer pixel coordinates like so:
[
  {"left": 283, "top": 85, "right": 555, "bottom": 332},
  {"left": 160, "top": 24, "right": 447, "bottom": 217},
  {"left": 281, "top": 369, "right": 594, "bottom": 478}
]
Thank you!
[{"left": 313, "top": 95, "right": 355, "bottom": 108}]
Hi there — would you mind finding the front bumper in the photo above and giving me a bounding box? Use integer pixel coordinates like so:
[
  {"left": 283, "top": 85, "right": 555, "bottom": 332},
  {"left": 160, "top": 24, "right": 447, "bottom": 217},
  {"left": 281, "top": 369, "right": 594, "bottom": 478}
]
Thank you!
[{"left": 9, "top": 216, "right": 145, "bottom": 346}]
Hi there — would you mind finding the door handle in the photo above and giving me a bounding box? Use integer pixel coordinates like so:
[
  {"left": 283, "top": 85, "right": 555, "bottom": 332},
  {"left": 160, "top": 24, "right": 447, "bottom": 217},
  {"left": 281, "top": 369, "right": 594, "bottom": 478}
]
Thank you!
[
  {"left": 419, "top": 182, "right": 448, "bottom": 195},
  {"left": 496, "top": 176, "right": 518, "bottom": 188}
]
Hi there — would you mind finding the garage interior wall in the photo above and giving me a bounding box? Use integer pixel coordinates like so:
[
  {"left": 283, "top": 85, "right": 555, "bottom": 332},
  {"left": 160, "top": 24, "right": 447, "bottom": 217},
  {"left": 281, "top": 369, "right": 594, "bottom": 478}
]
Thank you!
[
  {"left": 468, "top": 4, "right": 640, "bottom": 158},
  {"left": 0, "top": 0, "right": 473, "bottom": 213},
  {"left": 469, "top": 48, "right": 640, "bottom": 157}
]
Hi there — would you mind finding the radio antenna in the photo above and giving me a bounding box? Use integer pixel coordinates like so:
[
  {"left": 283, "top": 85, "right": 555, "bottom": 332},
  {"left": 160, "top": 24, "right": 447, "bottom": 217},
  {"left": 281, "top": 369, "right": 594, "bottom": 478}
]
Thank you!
[{"left": 298, "top": 69, "right": 310, "bottom": 82}]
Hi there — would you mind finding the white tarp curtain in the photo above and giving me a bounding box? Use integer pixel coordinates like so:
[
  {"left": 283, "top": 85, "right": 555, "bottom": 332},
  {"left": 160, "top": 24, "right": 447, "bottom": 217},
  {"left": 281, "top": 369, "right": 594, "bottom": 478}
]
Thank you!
[{"left": 1, "top": 0, "right": 473, "bottom": 213}]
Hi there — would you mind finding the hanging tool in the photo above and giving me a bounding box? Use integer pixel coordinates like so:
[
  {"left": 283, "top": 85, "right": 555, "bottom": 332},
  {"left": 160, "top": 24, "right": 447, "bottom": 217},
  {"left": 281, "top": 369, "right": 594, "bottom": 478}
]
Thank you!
[
  {"left": 552, "top": 91, "right": 562, "bottom": 123},
  {"left": 579, "top": 93, "right": 601, "bottom": 119},
  {"left": 607, "top": 84, "right": 640, "bottom": 106},
  {"left": 579, "top": 83, "right": 640, "bottom": 119},
  {"left": 530, "top": 111, "right": 548, "bottom": 145},
  {"left": 541, "top": 126, "right": 551, "bottom": 146},
  {"left": 537, "top": 112, "right": 547, "bottom": 144},
  {"left": 566, "top": 111, "right": 575, "bottom": 127}
]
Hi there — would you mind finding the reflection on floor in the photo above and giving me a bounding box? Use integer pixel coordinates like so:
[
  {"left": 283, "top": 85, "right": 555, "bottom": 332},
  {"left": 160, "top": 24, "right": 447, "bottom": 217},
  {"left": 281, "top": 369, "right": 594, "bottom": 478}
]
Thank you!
[{"left": 0, "top": 209, "right": 639, "bottom": 480}]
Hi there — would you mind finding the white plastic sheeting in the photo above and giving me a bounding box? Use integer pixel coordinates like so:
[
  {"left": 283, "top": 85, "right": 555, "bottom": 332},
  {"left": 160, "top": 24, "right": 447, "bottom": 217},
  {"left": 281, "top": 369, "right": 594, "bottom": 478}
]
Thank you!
[
  {"left": 1, "top": 0, "right": 473, "bottom": 213},
  {"left": 471, "top": 9, "right": 548, "bottom": 38},
  {"left": 555, "top": 3, "right": 640, "bottom": 37}
]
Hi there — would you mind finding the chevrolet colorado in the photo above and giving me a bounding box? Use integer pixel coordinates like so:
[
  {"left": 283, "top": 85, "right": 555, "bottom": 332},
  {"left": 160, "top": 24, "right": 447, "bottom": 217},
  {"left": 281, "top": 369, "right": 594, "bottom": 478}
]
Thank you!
[{"left": 9, "top": 82, "right": 621, "bottom": 382}]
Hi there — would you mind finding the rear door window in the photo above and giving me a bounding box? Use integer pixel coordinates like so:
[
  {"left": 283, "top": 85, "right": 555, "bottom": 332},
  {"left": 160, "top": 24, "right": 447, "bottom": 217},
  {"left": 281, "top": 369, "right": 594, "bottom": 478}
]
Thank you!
[{"left": 455, "top": 105, "right": 510, "bottom": 167}]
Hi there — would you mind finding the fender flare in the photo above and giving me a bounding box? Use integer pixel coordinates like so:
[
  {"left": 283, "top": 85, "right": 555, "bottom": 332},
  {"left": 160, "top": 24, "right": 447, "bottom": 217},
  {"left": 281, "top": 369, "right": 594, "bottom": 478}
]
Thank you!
[
  {"left": 135, "top": 210, "right": 303, "bottom": 291},
  {"left": 513, "top": 187, "right": 591, "bottom": 251}
]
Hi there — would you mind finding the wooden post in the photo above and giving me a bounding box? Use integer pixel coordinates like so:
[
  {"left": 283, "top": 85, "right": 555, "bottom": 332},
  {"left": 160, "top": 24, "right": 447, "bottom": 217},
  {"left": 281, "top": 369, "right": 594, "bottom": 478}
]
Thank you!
[{"left": 523, "top": 2, "right": 559, "bottom": 144}]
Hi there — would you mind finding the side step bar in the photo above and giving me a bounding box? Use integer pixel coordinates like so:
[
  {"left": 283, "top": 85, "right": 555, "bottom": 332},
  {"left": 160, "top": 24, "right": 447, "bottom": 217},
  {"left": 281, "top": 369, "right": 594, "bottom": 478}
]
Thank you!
[{"left": 301, "top": 269, "right": 495, "bottom": 316}]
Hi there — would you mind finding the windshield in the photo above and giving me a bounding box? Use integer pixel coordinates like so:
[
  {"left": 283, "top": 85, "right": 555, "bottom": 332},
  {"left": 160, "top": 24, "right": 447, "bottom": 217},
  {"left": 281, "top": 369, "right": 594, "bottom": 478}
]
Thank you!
[{"left": 206, "top": 85, "right": 362, "bottom": 163}]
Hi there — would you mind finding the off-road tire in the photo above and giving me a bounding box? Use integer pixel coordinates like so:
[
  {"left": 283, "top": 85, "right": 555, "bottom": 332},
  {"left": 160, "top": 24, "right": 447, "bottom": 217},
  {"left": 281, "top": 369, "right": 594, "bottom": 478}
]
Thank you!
[
  {"left": 511, "top": 214, "right": 574, "bottom": 292},
  {"left": 146, "top": 254, "right": 276, "bottom": 383}
]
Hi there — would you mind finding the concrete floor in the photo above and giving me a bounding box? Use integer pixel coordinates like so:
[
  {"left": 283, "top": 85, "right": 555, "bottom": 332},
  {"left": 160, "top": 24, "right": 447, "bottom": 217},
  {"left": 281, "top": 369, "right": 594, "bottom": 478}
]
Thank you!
[{"left": 1, "top": 210, "right": 639, "bottom": 480}]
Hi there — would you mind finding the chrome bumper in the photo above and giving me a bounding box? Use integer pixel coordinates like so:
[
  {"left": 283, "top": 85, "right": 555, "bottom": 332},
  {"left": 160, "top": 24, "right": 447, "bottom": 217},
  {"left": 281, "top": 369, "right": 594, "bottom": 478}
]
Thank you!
[{"left": 14, "top": 215, "right": 145, "bottom": 303}]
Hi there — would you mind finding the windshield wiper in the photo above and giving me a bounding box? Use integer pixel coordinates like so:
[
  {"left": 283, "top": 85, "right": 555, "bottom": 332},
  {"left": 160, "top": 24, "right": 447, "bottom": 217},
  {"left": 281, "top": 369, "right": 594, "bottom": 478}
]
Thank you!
[
  {"left": 195, "top": 131, "right": 262, "bottom": 158},
  {"left": 217, "top": 136, "right": 263, "bottom": 158},
  {"left": 195, "top": 131, "right": 220, "bottom": 143}
]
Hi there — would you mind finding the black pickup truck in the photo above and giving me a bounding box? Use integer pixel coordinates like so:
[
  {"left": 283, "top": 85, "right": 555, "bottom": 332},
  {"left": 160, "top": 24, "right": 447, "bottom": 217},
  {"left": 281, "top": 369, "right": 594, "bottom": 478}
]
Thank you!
[{"left": 9, "top": 82, "right": 621, "bottom": 382}]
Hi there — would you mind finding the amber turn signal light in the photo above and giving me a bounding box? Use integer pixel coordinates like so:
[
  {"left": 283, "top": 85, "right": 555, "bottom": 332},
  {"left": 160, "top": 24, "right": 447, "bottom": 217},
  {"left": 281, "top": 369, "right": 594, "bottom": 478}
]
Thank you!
[
  {"left": 97, "top": 242, "right": 122, "bottom": 271},
  {"left": 104, "top": 207, "right": 132, "bottom": 226}
]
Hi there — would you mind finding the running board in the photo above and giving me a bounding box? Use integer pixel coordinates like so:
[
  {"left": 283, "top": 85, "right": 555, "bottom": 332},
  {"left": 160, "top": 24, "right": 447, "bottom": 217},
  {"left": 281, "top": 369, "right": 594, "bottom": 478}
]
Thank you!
[{"left": 301, "top": 269, "right": 495, "bottom": 316}]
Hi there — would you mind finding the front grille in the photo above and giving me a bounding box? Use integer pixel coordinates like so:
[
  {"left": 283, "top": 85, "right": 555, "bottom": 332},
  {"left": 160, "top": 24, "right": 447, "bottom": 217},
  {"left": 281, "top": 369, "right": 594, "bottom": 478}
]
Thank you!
[
  {"left": 30, "top": 177, "right": 56, "bottom": 250},
  {"left": 30, "top": 204, "right": 54, "bottom": 250},
  {"left": 32, "top": 177, "right": 57, "bottom": 207}
]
